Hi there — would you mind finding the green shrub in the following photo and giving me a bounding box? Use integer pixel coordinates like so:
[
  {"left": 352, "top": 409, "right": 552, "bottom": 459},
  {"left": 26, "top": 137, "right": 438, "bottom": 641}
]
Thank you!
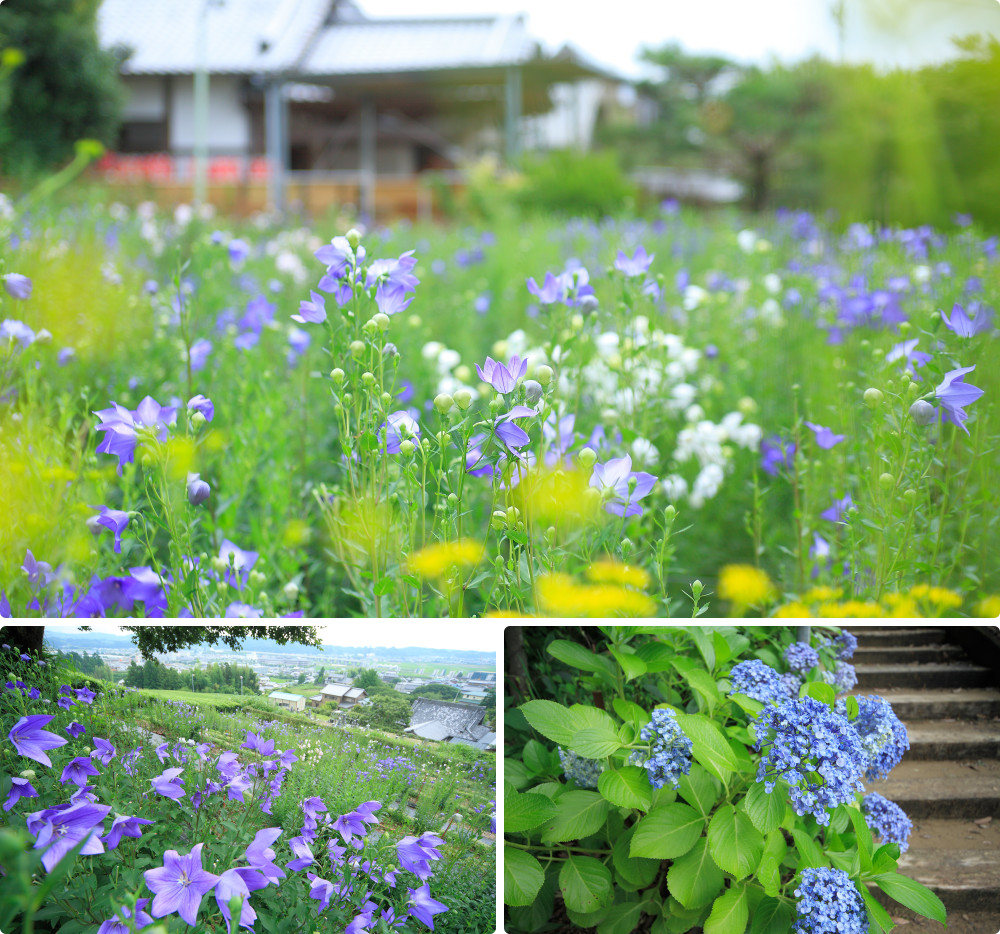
[{"left": 515, "top": 149, "right": 635, "bottom": 217}]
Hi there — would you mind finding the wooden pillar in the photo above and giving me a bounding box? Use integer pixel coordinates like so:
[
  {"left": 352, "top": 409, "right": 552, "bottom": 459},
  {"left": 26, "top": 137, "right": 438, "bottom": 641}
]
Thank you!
[
  {"left": 359, "top": 96, "right": 376, "bottom": 223},
  {"left": 504, "top": 65, "right": 522, "bottom": 167},
  {"left": 265, "top": 79, "right": 287, "bottom": 214}
]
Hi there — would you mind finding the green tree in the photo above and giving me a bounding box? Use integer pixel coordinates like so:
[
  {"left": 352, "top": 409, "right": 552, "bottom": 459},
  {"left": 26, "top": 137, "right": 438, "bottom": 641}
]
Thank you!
[
  {"left": 296, "top": 673, "right": 307, "bottom": 685},
  {"left": 410, "top": 683, "right": 462, "bottom": 702},
  {"left": 479, "top": 689, "right": 496, "bottom": 729},
  {"left": 353, "top": 669, "right": 382, "bottom": 690},
  {"left": 0, "top": 0, "right": 124, "bottom": 176},
  {"left": 314, "top": 667, "right": 326, "bottom": 685},
  {"left": 348, "top": 694, "right": 412, "bottom": 733}
]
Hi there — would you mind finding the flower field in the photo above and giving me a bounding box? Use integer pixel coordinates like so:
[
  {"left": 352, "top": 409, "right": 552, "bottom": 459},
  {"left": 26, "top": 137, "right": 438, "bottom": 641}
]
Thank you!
[
  {"left": 1, "top": 647, "right": 497, "bottom": 933},
  {"left": 0, "top": 196, "right": 998, "bottom": 617}
]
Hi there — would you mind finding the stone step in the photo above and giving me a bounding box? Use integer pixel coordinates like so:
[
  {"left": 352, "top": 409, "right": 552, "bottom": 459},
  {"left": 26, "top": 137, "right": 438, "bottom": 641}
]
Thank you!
[
  {"left": 904, "top": 719, "right": 1000, "bottom": 761},
  {"left": 865, "top": 760, "right": 1000, "bottom": 820},
  {"left": 850, "top": 627, "right": 948, "bottom": 647},
  {"left": 854, "top": 662, "right": 996, "bottom": 690},
  {"left": 848, "top": 688, "right": 1000, "bottom": 721},
  {"left": 854, "top": 644, "right": 965, "bottom": 666},
  {"left": 868, "top": 907, "right": 999, "bottom": 933}
]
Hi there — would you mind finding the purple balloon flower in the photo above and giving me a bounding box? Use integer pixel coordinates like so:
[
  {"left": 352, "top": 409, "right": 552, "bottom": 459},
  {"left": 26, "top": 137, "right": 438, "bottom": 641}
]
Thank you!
[
  {"left": 144, "top": 843, "right": 220, "bottom": 926},
  {"left": 150, "top": 767, "right": 186, "bottom": 800},
  {"left": 187, "top": 394, "right": 215, "bottom": 422},
  {"left": 31, "top": 801, "right": 111, "bottom": 872},
  {"left": 215, "top": 867, "right": 266, "bottom": 934},
  {"left": 245, "top": 827, "right": 285, "bottom": 885},
  {"left": 407, "top": 884, "right": 449, "bottom": 930},
  {"left": 187, "top": 473, "right": 211, "bottom": 506},
  {"left": 292, "top": 291, "right": 327, "bottom": 324},
  {"left": 935, "top": 365, "right": 984, "bottom": 435},
  {"left": 381, "top": 410, "right": 420, "bottom": 454},
  {"left": 286, "top": 834, "right": 315, "bottom": 871},
  {"left": 22, "top": 549, "right": 53, "bottom": 589},
  {"left": 61, "top": 756, "right": 101, "bottom": 787},
  {"left": 614, "top": 245, "right": 654, "bottom": 278},
  {"left": 804, "top": 422, "right": 846, "bottom": 450},
  {"left": 475, "top": 355, "right": 527, "bottom": 394},
  {"left": 91, "top": 505, "right": 130, "bottom": 554},
  {"left": 102, "top": 814, "right": 155, "bottom": 850},
  {"left": 91, "top": 737, "right": 117, "bottom": 765},
  {"left": 941, "top": 302, "right": 992, "bottom": 337},
  {"left": 589, "top": 455, "right": 657, "bottom": 517},
  {"left": 760, "top": 435, "right": 795, "bottom": 476},
  {"left": 4, "top": 273, "right": 32, "bottom": 300},
  {"left": 96, "top": 900, "right": 154, "bottom": 934},
  {"left": 65, "top": 721, "right": 86, "bottom": 739},
  {"left": 526, "top": 272, "right": 563, "bottom": 305},
  {"left": 8, "top": 714, "right": 68, "bottom": 766},
  {"left": 307, "top": 872, "right": 334, "bottom": 914},
  {"left": 190, "top": 338, "right": 213, "bottom": 372},
  {"left": 3, "top": 776, "right": 39, "bottom": 811},
  {"left": 821, "top": 492, "right": 853, "bottom": 523},
  {"left": 886, "top": 338, "right": 932, "bottom": 375},
  {"left": 94, "top": 396, "right": 177, "bottom": 474}
]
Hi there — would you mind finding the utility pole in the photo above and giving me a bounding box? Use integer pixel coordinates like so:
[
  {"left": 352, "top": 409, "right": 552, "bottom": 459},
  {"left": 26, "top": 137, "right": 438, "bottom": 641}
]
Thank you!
[{"left": 194, "top": 0, "right": 225, "bottom": 205}]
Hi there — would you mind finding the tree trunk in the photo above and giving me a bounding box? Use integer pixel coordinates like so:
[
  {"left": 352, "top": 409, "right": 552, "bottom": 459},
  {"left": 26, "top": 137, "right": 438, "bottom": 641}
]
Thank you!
[
  {"left": 2, "top": 625, "right": 45, "bottom": 657},
  {"left": 505, "top": 626, "right": 530, "bottom": 705}
]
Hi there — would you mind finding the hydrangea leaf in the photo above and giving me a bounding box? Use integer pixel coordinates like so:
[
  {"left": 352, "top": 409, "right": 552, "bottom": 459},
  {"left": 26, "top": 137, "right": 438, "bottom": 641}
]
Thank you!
[
  {"left": 612, "top": 830, "right": 659, "bottom": 889},
  {"left": 667, "top": 837, "right": 725, "bottom": 910},
  {"left": 634, "top": 641, "right": 677, "bottom": 673},
  {"left": 749, "top": 896, "right": 792, "bottom": 934},
  {"left": 612, "top": 697, "right": 652, "bottom": 729},
  {"left": 520, "top": 700, "right": 577, "bottom": 746},
  {"left": 559, "top": 854, "right": 613, "bottom": 914},
  {"left": 707, "top": 805, "right": 764, "bottom": 880},
  {"left": 676, "top": 764, "right": 721, "bottom": 819},
  {"left": 595, "top": 900, "right": 646, "bottom": 934},
  {"left": 802, "top": 681, "right": 836, "bottom": 708},
  {"left": 673, "top": 713, "right": 740, "bottom": 783},
  {"left": 503, "top": 846, "right": 545, "bottom": 907},
  {"left": 540, "top": 791, "right": 609, "bottom": 844},
  {"left": 844, "top": 695, "right": 860, "bottom": 721},
  {"left": 569, "top": 726, "right": 622, "bottom": 760},
  {"left": 547, "top": 640, "right": 617, "bottom": 680},
  {"left": 860, "top": 883, "right": 895, "bottom": 934},
  {"left": 630, "top": 802, "right": 703, "bottom": 859},
  {"left": 609, "top": 646, "right": 647, "bottom": 681},
  {"left": 790, "top": 828, "right": 829, "bottom": 870},
  {"left": 845, "top": 805, "right": 874, "bottom": 874},
  {"left": 871, "top": 872, "right": 947, "bottom": 924},
  {"left": 703, "top": 883, "right": 749, "bottom": 934},
  {"left": 741, "top": 781, "right": 787, "bottom": 834},
  {"left": 598, "top": 766, "right": 654, "bottom": 810},
  {"left": 504, "top": 782, "right": 558, "bottom": 833}
]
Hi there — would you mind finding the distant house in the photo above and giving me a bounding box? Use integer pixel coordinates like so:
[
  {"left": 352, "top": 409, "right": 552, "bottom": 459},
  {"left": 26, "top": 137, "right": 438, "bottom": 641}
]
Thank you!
[
  {"left": 319, "top": 683, "right": 367, "bottom": 708},
  {"left": 405, "top": 697, "right": 493, "bottom": 748},
  {"left": 467, "top": 672, "right": 497, "bottom": 684},
  {"left": 459, "top": 688, "right": 489, "bottom": 702},
  {"left": 96, "top": 0, "right": 614, "bottom": 214},
  {"left": 307, "top": 694, "right": 326, "bottom": 708},
  {"left": 267, "top": 690, "right": 306, "bottom": 712}
]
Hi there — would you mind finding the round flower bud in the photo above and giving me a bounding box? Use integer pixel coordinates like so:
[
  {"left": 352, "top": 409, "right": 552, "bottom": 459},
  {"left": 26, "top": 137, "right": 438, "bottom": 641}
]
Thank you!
[
  {"left": 34, "top": 329, "right": 52, "bottom": 345},
  {"left": 434, "top": 393, "right": 454, "bottom": 414},
  {"left": 20, "top": 769, "right": 36, "bottom": 779},
  {"left": 879, "top": 472, "right": 895, "bottom": 491},
  {"left": 186, "top": 473, "right": 211, "bottom": 506},
  {"left": 577, "top": 447, "right": 597, "bottom": 470},
  {"left": 345, "top": 228, "right": 362, "bottom": 249},
  {"left": 398, "top": 439, "right": 416, "bottom": 456},
  {"left": 902, "top": 489, "right": 917, "bottom": 503},
  {"left": 372, "top": 313, "right": 390, "bottom": 331},
  {"left": 211, "top": 556, "right": 227, "bottom": 573},
  {"left": 249, "top": 570, "right": 266, "bottom": 587},
  {"left": 909, "top": 399, "right": 936, "bottom": 426},
  {"left": 380, "top": 392, "right": 392, "bottom": 407},
  {"left": 85, "top": 515, "right": 102, "bottom": 536},
  {"left": 536, "top": 364, "right": 553, "bottom": 386},
  {"left": 523, "top": 379, "right": 543, "bottom": 406},
  {"left": 283, "top": 582, "right": 299, "bottom": 600},
  {"left": 454, "top": 388, "right": 473, "bottom": 410},
  {"left": 361, "top": 371, "right": 376, "bottom": 387},
  {"left": 863, "top": 387, "right": 884, "bottom": 409},
  {"left": 490, "top": 510, "right": 506, "bottom": 531},
  {"left": 330, "top": 368, "right": 345, "bottom": 385},
  {"left": 190, "top": 411, "right": 207, "bottom": 429},
  {"left": 664, "top": 505, "right": 677, "bottom": 522},
  {"left": 382, "top": 342, "right": 399, "bottom": 360},
  {"left": 349, "top": 340, "right": 365, "bottom": 358},
  {"left": 362, "top": 319, "right": 378, "bottom": 336}
]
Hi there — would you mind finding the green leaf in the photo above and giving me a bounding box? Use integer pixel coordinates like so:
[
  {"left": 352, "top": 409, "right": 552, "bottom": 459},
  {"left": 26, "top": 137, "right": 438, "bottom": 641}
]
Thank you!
[
  {"left": 541, "top": 790, "right": 610, "bottom": 843},
  {"left": 750, "top": 896, "right": 793, "bottom": 934},
  {"left": 597, "top": 900, "right": 646, "bottom": 934},
  {"left": 613, "top": 830, "right": 660, "bottom": 889},
  {"left": 505, "top": 756, "right": 533, "bottom": 790},
  {"left": 521, "top": 700, "right": 577, "bottom": 746},
  {"left": 711, "top": 630, "right": 735, "bottom": 671},
  {"left": 729, "top": 692, "right": 764, "bottom": 717},
  {"left": 802, "top": 681, "right": 836, "bottom": 708},
  {"left": 635, "top": 641, "right": 677, "bottom": 673},
  {"left": 560, "top": 854, "right": 614, "bottom": 913},
  {"left": 667, "top": 838, "right": 725, "bottom": 909},
  {"left": 599, "top": 766, "right": 654, "bottom": 810},
  {"left": 845, "top": 806, "right": 874, "bottom": 874},
  {"left": 686, "top": 627, "right": 716, "bottom": 672},
  {"left": 703, "top": 884, "right": 748, "bottom": 934},
  {"left": 756, "top": 852, "right": 781, "bottom": 897},
  {"left": 504, "top": 782, "right": 558, "bottom": 833},
  {"left": 860, "top": 884, "right": 896, "bottom": 934},
  {"left": 569, "top": 704, "right": 620, "bottom": 734},
  {"left": 873, "top": 842, "right": 900, "bottom": 874},
  {"left": 674, "top": 712, "right": 740, "bottom": 783},
  {"left": 523, "top": 739, "right": 555, "bottom": 776},
  {"left": 630, "top": 802, "right": 704, "bottom": 859},
  {"left": 742, "top": 782, "right": 786, "bottom": 834},
  {"left": 613, "top": 697, "right": 652, "bottom": 728},
  {"left": 504, "top": 846, "right": 545, "bottom": 906},
  {"left": 871, "top": 873, "right": 947, "bottom": 924},
  {"left": 677, "top": 764, "right": 720, "bottom": 820},
  {"left": 707, "top": 805, "right": 765, "bottom": 880},
  {"left": 548, "top": 639, "right": 615, "bottom": 676},
  {"left": 844, "top": 695, "right": 860, "bottom": 720},
  {"left": 570, "top": 726, "right": 623, "bottom": 759},
  {"left": 790, "top": 828, "right": 828, "bottom": 870},
  {"left": 508, "top": 873, "right": 557, "bottom": 931},
  {"left": 682, "top": 668, "right": 724, "bottom": 714},
  {"left": 610, "top": 647, "right": 648, "bottom": 681}
]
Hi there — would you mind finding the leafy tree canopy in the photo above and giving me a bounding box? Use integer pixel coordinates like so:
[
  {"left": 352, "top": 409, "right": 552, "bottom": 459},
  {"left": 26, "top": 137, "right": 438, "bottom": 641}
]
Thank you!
[{"left": 114, "top": 626, "right": 321, "bottom": 659}]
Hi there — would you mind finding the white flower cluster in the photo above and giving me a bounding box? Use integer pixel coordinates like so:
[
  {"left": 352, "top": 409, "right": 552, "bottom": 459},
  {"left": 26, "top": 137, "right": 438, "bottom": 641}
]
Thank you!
[{"left": 668, "top": 411, "right": 762, "bottom": 508}]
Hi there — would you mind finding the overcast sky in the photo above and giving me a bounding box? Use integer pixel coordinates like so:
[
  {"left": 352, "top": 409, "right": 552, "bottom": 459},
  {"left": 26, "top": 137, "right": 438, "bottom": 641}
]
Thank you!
[
  {"left": 360, "top": 0, "right": 840, "bottom": 78},
  {"left": 40, "top": 623, "right": 496, "bottom": 655}
]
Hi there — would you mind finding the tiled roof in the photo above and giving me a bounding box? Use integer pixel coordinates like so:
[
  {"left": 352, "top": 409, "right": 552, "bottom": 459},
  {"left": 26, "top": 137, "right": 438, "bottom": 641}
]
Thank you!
[
  {"left": 99, "top": 0, "right": 332, "bottom": 75},
  {"left": 268, "top": 691, "right": 304, "bottom": 701},
  {"left": 300, "top": 15, "right": 537, "bottom": 77},
  {"left": 98, "top": 1, "right": 540, "bottom": 78},
  {"left": 409, "top": 698, "right": 485, "bottom": 734},
  {"left": 408, "top": 720, "right": 452, "bottom": 742}
]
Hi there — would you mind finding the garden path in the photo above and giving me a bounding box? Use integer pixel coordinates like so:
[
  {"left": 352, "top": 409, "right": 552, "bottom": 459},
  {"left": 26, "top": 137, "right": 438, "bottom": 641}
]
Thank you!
[{"left": 848, "top": 626, "right": 1000, "bottom": 934}]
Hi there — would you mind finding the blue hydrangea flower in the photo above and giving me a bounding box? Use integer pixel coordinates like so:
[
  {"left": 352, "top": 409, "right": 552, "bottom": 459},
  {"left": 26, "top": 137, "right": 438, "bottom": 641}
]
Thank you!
[
  {"left": 830, "top": 630, "right": 858, "bottom": 660},
  {"left": 784, "top": 641, "right": 820, "bottom": 673},
  {"left": 822, "top": 661, "right": 858, "bottom": 694},
  {"left": 629, "top": 708, "right": 693, "bottom": 790},
  {"left": 792, "top": 867, "right": 869, "bottom": 934},
  {"left": 863, "top": 793, "right": 912, "bottom": 853},
  {"left": 780, "top": 671, "right": 802, "bottom": 699},
  {"left": 835, "top": 695, "right": 909, "bottom": 780},
  {"left": 557, "top": 748, "right": 604, "bottom": 789},
  {"left": 728, "top": 660, "right": 791, "bottom": 705},
  {"left": 753, "top": 697, "right": 866, "bottom": 825}
]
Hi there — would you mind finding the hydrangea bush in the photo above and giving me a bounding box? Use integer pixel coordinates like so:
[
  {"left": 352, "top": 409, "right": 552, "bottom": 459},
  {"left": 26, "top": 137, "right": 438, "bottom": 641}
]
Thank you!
[
  {"left": 0, "top": 648, "right": 492, "bottom": 934},
  {"left": 505, "top": 625, "right": 946, "bottom": 934}
]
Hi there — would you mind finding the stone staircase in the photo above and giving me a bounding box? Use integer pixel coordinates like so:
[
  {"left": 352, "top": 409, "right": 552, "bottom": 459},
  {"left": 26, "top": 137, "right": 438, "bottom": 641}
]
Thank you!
[{"left": 848, "top": 626, "right": 1000, "bottom": 934}]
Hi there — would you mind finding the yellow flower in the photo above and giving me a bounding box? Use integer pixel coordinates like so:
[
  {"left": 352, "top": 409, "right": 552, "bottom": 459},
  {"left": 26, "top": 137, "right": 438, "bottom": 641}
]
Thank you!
[
  {"left": 407, "top": 539, "right": 481, "bottom": 579},
  {"left": 803, "top": 586, "right": 843, "bottom": 604},
  {"left": 718, "top": 565, "right": 776, "bottom": 611},
  {"left": 816, "top": 600, "right": 884, "bottom": 618},
  {"left": 585, "top": 559, "right": 651, "bottom": 590},
  {"left": 535, "top": 573, "right": 655, "bottom": 617},
  {"left": 882, "top": 593, "right": 922, "bottom": 618},
  {"left": 909, "top": 585, "right": 962, "bottom": 615},
  {"left": 974, "top": 595, "right": 1000, "bottom": 618},
  {"left": 774, "top": 602, "right": 813, "bottom": 618}
]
